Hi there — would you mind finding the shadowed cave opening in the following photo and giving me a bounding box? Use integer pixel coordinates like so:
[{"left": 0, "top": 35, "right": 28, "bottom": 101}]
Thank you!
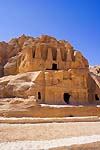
[
  {"left": 52, "top": 63, "right": 57, "bottom": 70},
  {"left": 95, "top": 94, "right": 99, "bottom": 101},
  {"left": 38, "top": 92, "right": 41, "bottom": 99},
  {"left": 63, "top": 93, "right": 70, "bottom": 104}
]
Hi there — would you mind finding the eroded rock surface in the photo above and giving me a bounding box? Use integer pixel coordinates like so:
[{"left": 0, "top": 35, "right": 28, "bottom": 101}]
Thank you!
[
  {"left": 0, "top": 35, "right": 89, "bottom": 75},
  {"left": 0, "top": 35, "right": 99, "bottom": 106}
]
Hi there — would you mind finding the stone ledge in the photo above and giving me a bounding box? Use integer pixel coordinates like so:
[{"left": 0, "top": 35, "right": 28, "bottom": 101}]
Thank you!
[{"left": 0, "top": 116, "right": 99, "bottom": 123}]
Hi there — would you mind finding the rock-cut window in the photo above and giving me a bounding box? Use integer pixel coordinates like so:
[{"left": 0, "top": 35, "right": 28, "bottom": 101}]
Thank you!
[
  {"left": 95, "top": 94, "right": 99, "bottom": 101},
  {"left": 38, "top": 92, "right": 41, "bottom": 99}
]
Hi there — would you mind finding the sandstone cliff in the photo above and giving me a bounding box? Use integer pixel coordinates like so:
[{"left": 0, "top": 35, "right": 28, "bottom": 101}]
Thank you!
[
  {"left": 0, "top": 34, "right": 89, "bottom": 76},
  {"left": 0, "top": 35, "right": 99, "bottom": 106}
]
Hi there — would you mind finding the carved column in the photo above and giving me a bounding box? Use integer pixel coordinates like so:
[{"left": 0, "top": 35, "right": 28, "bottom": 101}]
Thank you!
[
  {"left": 47, "top": 48, "right": 52, "bottom": 61},
  {"left": 66, "top": 49, "right": 72, "bottom": 61},
  {"left": 35, "top": 45, "right": 41, "bottom": 59},
  {"left": 57, "top": 48, "right": 62, "bottom": 61}
]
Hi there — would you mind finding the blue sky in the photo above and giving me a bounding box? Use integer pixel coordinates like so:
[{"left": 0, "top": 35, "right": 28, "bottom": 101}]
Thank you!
[{"left": 0, "top": 0, "right": 100, "bottom": 65}]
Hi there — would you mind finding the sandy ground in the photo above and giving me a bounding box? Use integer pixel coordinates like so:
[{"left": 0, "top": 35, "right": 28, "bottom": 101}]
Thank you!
[
  {"left": 0, "top": 122, "right": 100, "bottom": 142},
  {"left": 0, "top": 135, "right": 100, "bottom": 150},
  {"left": 51, "top": 141, "right": 100, "bottom": 150},
  {"left": 0, "top": 122, "right": 100, "bottom": 149}
]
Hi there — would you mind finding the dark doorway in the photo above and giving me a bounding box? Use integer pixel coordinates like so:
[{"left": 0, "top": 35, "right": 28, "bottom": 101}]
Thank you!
[
  {"left": 95, "top": 94, "right": 99, "bottom": 101},
  {"left": 52, "top": 63, "right": 57, "bottom": 70},
  {"left": 38, "top": 92, "right": 41, "bottom": 99},
  {"left": 64, "top": 93, "right": 70, "bottom": 104}
]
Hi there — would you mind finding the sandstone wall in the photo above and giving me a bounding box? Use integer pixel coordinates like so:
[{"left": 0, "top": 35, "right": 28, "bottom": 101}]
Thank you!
[{"left": 18, "top": 45, "right": 89, "bottom": 74}]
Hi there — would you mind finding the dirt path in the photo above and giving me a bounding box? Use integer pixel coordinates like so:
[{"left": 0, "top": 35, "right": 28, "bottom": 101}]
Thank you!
[
  {"left": 0, "top": 122, "right": 100, "bottom": 142},
  {"left": 0, "top": 135, "right": 100, "bottom": 149}
]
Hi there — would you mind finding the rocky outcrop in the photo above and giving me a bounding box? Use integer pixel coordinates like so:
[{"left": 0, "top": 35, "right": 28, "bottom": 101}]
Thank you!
[
  {"left": 89, "top": 65, "right": 100, "bottom": 88},
  {"left": 0, "top": 71, "right": 42, "bottom": 98},
  {"left": 0, "top": 34, "right": 89, "bottom": 75},
  {"left": 90, "top": 65, "right": 100, "bottom": 76},
  {"left": 0, "top": 35, "right": 33, "bottom": 76},
  {"left": 0, "top": 42, "right": 8, "bottom": 77},
  {"left": 0, "top": 35, "right": 99, "bottom": 105}
]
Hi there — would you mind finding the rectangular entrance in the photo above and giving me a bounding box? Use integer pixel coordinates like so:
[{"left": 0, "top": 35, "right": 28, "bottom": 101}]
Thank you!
[
  {"left": 63, "top": 93, "right": 70, "bottom": 104},
  {"left": 52, "top": 63, "right": 57, "bottom": 70}
]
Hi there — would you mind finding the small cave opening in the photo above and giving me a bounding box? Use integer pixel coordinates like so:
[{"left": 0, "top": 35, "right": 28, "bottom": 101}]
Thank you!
[
  {"left": 95, "top": 94, "right": 99, "bottom": 101},
  {"left": 38, "top": 92, "right": 41, "bottom": 99},
  {"left": 63, "top": 93, "right": 70, "bottom": 104},
  {"left": 52, "top": 63, "right": 57, "bottom": 70}
]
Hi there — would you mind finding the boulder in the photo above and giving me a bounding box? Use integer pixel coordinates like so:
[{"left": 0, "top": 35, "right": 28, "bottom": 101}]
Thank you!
[{"left": 0, "top": 72, "right": 40, "bottom": 98}]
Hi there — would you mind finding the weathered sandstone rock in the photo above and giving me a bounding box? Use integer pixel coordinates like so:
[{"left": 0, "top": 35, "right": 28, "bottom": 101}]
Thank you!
[
  {"left": 1, "top": 35, "right": 89, "bottom": 75},
  {"left": 0, "top": 35, "right": 99, "bottom": 106},
  {"left": 90, "top": 65, "right": 100, "bottom": 75}
]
